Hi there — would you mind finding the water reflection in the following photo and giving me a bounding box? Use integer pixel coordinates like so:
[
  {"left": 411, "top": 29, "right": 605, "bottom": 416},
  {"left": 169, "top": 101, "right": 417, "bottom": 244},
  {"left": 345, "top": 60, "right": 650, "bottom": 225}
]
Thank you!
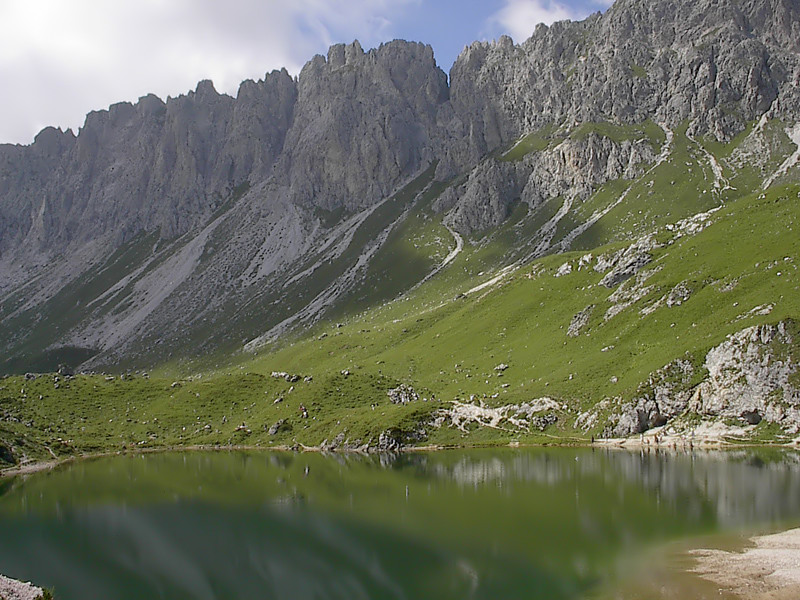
[{"left": 0, "top": 447, "right": 798, "bottom": 600}]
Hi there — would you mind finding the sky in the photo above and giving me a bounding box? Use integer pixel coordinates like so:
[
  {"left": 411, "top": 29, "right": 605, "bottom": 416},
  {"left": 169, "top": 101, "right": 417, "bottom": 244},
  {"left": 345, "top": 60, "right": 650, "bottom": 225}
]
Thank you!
[{"left": 0, "top": 0, "right": 613, "bottom": 146}]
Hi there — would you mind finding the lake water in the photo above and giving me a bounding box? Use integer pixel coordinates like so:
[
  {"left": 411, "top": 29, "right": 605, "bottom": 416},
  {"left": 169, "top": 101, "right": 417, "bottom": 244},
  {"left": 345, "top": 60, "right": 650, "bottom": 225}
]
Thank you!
[{"left": 1, "top": 447, "right": 799, "bottom": 600}]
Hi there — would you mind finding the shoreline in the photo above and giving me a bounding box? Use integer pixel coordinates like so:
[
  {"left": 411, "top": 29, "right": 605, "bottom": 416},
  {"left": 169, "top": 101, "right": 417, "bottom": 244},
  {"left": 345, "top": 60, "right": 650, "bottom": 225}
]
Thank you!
[
  {"left": 691, "top": 528, "right": 800, "bottom": 599},
  {"left": 2, "top": 434, "right": 798, "bottom": 481}
]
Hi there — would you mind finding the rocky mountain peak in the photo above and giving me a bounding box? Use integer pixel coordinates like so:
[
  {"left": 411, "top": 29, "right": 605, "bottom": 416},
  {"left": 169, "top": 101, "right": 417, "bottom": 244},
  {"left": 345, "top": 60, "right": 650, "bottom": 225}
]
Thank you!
[
  {"left": 31, "top": 126, "right": 74, "bottom": 157},
  {"left": 0, "top": 0, "right": 798, "bottom": 372}
]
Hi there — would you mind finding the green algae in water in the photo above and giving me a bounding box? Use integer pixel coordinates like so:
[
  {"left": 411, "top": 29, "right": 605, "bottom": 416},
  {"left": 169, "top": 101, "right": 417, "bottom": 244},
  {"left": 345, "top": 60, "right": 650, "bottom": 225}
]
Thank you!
[{"left": 1, "top": 447, "right": 799, "bottom": 600}]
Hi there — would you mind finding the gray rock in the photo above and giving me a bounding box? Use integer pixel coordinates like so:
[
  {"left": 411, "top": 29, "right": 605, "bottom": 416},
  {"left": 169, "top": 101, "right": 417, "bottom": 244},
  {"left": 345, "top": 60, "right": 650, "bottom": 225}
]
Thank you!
[
  {"left": 387, "top": 384, "right": 419, "bottom": 405},
  {"left": 568, "top": 305, "right": 594, "bottom": 337},
  {"left": 267, "top": 418, "right": 289, "bottom": 436},
  {"left": 321, "top": 432, "right": 347, "bottom": 451},
  {"left": 606, "top": 359, "right": 696, "bottom": 436},
  {"left": 531, "top": 414, "right": 558, "bottom": 431},
  {"left": 693, "top": 321, "right": 800, "bottom": 432},
  {"left": 442, "top": 160, "right": 521, "bottom": 234},
  {"left": 606, "top": 321, "right": 800, "bottom": 436},
  {"left": 375, "top": 426, "right": 427, "bottom": 453},
  {"left": 666, "top": 282, "right": 693, "bottom": 307},
  {"left": 377, "top": 429, "right": 403, "bottom": 453},
  {"left": 445, "top": 0, "right": 800, "bottom": 157},
  {"left": 598, "top": 236, "right": 657, "bottom": 288},
  {"left": 0, "top": 573, "right": 44, "bottom": 600}
]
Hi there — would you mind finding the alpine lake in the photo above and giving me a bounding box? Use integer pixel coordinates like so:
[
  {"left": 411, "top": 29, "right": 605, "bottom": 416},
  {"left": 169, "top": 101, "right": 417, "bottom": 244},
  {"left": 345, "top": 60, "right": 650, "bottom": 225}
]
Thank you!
[{"left": 1, "top": 447, "right": 799, "bottom": 600}]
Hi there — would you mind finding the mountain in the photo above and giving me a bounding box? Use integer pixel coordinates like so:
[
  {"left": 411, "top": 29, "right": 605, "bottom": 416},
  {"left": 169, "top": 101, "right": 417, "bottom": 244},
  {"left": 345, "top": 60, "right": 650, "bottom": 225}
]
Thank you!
[{"left": 0, "top": 0, "right": 799, "bottom": 461}]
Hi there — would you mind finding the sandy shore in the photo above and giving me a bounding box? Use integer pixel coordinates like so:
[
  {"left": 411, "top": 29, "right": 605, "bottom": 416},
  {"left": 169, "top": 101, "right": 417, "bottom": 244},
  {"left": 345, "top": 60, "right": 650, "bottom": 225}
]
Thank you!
[
  {"left": 691, "top": 528, "right": 800, "bottom": 599},
  {"left": 595, "top": 421, "right": 800, "bottom": 451}
]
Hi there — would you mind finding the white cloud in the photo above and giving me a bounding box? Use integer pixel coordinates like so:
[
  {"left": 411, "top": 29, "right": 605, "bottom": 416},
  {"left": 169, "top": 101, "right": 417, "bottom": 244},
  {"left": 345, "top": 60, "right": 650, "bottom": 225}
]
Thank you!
[
  {"left": 0, "top": 0, "right": 416, "bottom": 145},
  {"left": 488, "top": 0, "right": 575, "bottom": 44}
]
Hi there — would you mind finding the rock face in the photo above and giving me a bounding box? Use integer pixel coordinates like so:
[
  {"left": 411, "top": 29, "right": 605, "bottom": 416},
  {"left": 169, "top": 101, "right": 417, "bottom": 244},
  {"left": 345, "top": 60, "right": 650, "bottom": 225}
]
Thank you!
[
  {"left": 694, "top": 321, "right": 800, "bottom": 430},
  {"left": 280, "top": 41, "right": 448, "bottom": 212},
  {"left": 448, "top": 0, "right": 800, "bottom": 151},
  {"left": 605, "top": 321, "right": 800, "bottom": 436},
  {"left": 0, "top": 74, "right": 294, "bottom": 257},
  {"left": 440, "top": 159, "right": 521, "bottom": 233},
  {"left": 0, "top": 573, "right": 44, "bottom": 600},
  {"left": 0, "top": 0, "right": 799, "bottom": 371}
]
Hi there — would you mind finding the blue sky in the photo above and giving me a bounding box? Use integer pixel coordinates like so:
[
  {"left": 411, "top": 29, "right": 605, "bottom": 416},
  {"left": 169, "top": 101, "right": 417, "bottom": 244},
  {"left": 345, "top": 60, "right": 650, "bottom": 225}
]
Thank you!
[
  {"left": 0, "top": 0, "right": 613, "bottom": 145},
  {"left": 391, "top": 0, "right": 611, "bottom": 71}
]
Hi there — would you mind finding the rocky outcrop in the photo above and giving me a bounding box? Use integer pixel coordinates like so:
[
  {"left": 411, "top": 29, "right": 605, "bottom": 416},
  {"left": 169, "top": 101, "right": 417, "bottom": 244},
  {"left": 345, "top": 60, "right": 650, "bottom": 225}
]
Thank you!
[
  {"left": 693, "top": 321, "right": 800, "bottom": 430},
  {"left": 0, "top": 574, "right": 45, "bottom": 600},
  {"left": 445, "top": 0, "right": 800, "bottom": 156},
  {"left": 387, "top": 384, "right": 420, "bottom": 404},
  {"left": 568, "top": 305, "right": 594, "bottom": 337},
  {"left": 440, "top": 159, "right": 521, "bottom": 233},
  {"left": 606, "top": 359, "right": 697, "bottom": 436},
  {"left": 267, "top": 419, "right": 289, "bottom": 436},
  {"left": 376, "top": 426, "right": 428, "bottom": 453},
  {"left": 596, "top": 235, "right": 657, "bottom": 288},
  {"left": 604, "top": 321, "right": 800, "bottom": 437}
]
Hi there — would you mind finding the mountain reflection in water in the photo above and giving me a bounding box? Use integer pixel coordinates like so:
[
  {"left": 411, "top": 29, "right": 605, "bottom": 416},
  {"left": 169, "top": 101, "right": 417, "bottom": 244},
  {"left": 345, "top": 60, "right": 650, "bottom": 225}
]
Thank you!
[{"left": 0, "top": 447, "right": 798, "bottom": 600}]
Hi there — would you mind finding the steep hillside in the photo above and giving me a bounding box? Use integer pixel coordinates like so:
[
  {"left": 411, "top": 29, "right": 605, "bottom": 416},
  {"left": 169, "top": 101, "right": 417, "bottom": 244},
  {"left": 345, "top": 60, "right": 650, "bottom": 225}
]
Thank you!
[
  {"left": 1, "top": 0, "right": 799, "bottom": 374},
  {"left": 0, "top": 0, "right": 799, "bottom": 464},
  {"left": 2, "top": 120, "right": 799, "bottom": 467}
]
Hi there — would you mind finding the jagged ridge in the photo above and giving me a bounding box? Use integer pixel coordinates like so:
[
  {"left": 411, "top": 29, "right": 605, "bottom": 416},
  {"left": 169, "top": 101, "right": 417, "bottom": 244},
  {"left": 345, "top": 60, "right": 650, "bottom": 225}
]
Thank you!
[{"left": 0, "top": 0, "right": 798, "bottom": 373}]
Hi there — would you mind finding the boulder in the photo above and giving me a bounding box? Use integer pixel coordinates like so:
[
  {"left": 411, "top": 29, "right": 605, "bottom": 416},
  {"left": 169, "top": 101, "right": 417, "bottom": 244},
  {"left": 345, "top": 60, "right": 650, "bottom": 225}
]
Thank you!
[{"left": 267, "top": 419, "right": 289, "bottom": 436}]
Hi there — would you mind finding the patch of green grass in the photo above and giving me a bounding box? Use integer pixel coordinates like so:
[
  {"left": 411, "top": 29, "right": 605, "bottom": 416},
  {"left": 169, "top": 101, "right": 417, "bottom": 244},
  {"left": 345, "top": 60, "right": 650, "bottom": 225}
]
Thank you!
[
  {"left": 570, "top": 120, "right": 665, "bottom": 153},
  {"left": 500, "top": 124, "right": 560, "bottom": 161}
]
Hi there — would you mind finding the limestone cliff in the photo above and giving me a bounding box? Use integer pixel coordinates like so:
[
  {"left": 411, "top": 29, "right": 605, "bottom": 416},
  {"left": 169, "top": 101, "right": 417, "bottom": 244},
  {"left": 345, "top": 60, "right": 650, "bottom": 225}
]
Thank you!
[{"left": 0, "top": 0, "right": 798, "bottom": 372}]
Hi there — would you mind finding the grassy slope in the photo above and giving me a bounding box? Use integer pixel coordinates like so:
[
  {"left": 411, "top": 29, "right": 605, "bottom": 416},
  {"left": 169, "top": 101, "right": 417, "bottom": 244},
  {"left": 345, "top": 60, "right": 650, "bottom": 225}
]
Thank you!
[{"left": 1, "top": 120, "right": 798, "bottom": 467}]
